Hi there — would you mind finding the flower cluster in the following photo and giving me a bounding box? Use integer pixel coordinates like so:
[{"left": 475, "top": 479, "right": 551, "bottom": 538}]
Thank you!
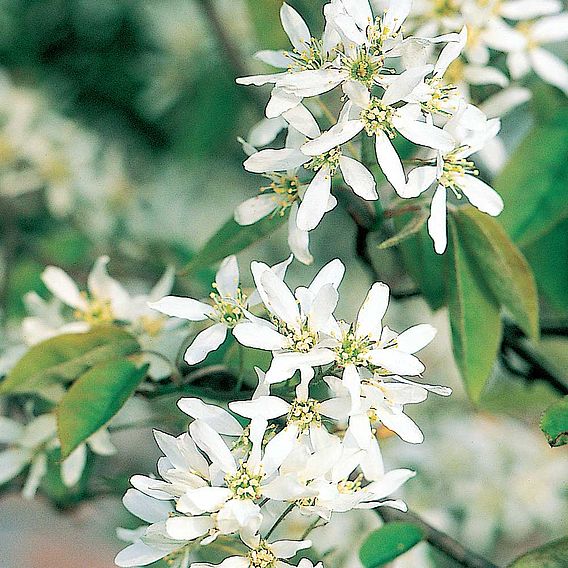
[
  {"left": 234, "top": 0, "right": 511, "bottom": 257},
  {"left": 116, "top": 255, "right": 450, "bottom": 567}
]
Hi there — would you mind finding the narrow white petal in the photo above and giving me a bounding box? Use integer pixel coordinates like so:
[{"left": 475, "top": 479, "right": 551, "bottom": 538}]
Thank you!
[
  {"left": 148, "top": 296, "right": 213, "bottom": 321},
  {"left": 266, "top": 88, "right": 303, "bottom": 118},
  {"left": 166, "top": 516, "right": 214, "bottom": 541},
  {"left": 280, "top": 3, "right": 311, "bottom": 52},
  {"left": 460, "top": 175, "right": 504, "bottom": 216},
  {"left": 61, "top": 444, "right": 87, "bottom": 487},
  {"left": 368, "top": 348, "right": 425, "bottom": 375},
  {"left": 399, "top": 166, "right": 437, "bottom": 198},
  {"left": 394, "top": 116, "right": 454, "bottom": 151},
  {"left": 356, "top": 282, "right": 390, "bottom": 341},
  {"left": 123, "top": 489, "right": 172, "bottom": 523},
  {"left": 243, "top": 148, "right": 308, "bottom": 173},
  {"left": 184, "top": 324, "right": 228, "bottom": 365},
  {"left": 301, "top": 120, "right": 363, "bottom": 156},
  {"left": 296, "top": 166, "right": 332, "bottom": 231},
  {"left": 235, "top": 195, "right": 277, "bottom": 225},
  {"left": 115, "top": 541, "right": 172, "bottom": 567},
  {"left": 340, "top": 156, "right": 377, "bottom": 200},
  {"left": 396, "top": 324, "right": 437, "bottom": 353},
  {"left": 216, "top": 256, "right": 240, "bottom": 298},
  {"left": 288, "top": 203, "right": 314, "bottom": 265},
  {"left": 178, "top": 398, "right": 242, "bottom": 435},
  {"left": 260, "top": 269, "right": 300, "bottom": 326},
  {"left": 41, "top": 266, "right": 86, "bottom": 310},
  {"left": 271, "top": 539, "right": 312, "bottom": 559},
  {"left": 428, "top": 185, "right": 448, "bottom": 254},
  {"left": 383, "top": 65, "right": 433, "bottom": 106},
  {"left": 530, "top": 48, "right": 568, "bottom": 96},
  {"left": 282, "top": 104, "right": 321, "bottom": 138},
  {"left": 375, "top": 132, "right": 406, "bottom": 194}
]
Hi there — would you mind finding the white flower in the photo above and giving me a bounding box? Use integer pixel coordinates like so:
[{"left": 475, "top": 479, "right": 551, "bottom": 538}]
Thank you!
[
  {"left": 330, "top": 282, "right": 437, "bottom": 411},
  {"left": 401, "top": 112, "right": 504, "bottom": 253},
  {"left": 504, "top": 14, "right": 568, "bottom": 96},
  {"left": 149, "top": 255, "right": 292, "bottom": 365},
  {"left": 0, "top": 413, "right": 115, "bottom": 498},
  {"left": 233, "top": 259, "right": 345, "bottom": 394},
  {"left": 191, "top": 537, "right": 313, "bottom": 568},
  {"left": 301, "top": 80, "right": 455, "bottom": 195},
  {"left": 242, "top": 130, "right": 376, "bottom": 233}
]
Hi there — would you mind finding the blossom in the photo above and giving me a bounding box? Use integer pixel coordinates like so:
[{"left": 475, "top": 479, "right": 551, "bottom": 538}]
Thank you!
[
  {"left": 301, "top": 79, "right": 454, "bottom": 195},
  {"left": 191, "top": 537, "right": 313, "bottom": 568},
  {"left": 0, "top": 413, "right": 115, "bottom": 499},
  {"left": 401, "top": 110, "right": 504, "bottom": 253},
  {"left": 233, "top": 258, "right": 345, "bottom": 394},
  {"left": 149, "top": 255, "right": 292, "bottom": 365}
]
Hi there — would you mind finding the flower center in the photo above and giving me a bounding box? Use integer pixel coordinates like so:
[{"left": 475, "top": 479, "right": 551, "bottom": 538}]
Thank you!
[
  {"left": 283, "top": 322, "right": 318, "bottom": 353},
  {"left": 306, "top": 147, "right": 341, "bottom": 175},
  {"left": 286, "top": 38, "right": 328, "bottom": 71},
  {"left": 248, "top": 542, "right": 277, "bottom": 568},
  {"left": 344, "top": 49, "right": 381, "bottom": 85},
  {"left": 210, "top": 285, "right": 247, "bottom": 328},
  {"left": 334, "top": 328, "right": 373, "bottom": 367},
  {"left": 360, "top": 98, "right": 396, "bottom": 139},
  {"left": 74, "top": 293, "right": 114, "bottom": 325},
  {"left": 439, "top": 151, "right": 479, "bottom": 195},
  {"left": 288, "top": 398, "right": 321, "bottom": 432},
  {"left": 261, "top": 174, "right": 300, "bottom": 214},
  {"left": 338, "top": 474, "right": 363, "bottom": 494},
  {"left": 422, "top": 78, "right": 459, "bottom": 115},
  {"left": 225, "top": 462, "right": 264, "bottom": 500}
]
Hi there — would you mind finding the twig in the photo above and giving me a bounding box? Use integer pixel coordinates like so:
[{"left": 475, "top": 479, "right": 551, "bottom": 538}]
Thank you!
[
  {"left": 196, "top": 0, "right": 265, "bottom": 113},
  {"left": 265, "top": 503, "right": 295, "bottom": 540},
  {"left": 377, "top": 508, "right": 499, "bottom": 568}
]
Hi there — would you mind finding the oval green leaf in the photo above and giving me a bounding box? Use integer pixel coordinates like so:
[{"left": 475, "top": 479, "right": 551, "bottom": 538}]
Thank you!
[
  {"left": 181, "top": 214, "right": 286, "bottom": 276},
  {"left": 57, "top": 359, "right": 148, "bottom": 458},
  {"left": 454, "top": 207, "right": 539, "bottom": 340},
  {"left": 0, "top": 326, "right": 140, "bottom": 396},
  {"left": 447, "top": 218, "right": 503, "bottom": 402},
  {"left": 359, "top": 522, "right": 424, "bottom": 567},
  {"left": 540, "top": 397, "right": 568, "bottom": 448}
]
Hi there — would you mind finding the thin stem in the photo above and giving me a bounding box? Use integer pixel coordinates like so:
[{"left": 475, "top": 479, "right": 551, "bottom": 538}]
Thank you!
[
  {"left": 376, "top": 508, "right": 499, "bottom": 568},
  {"left": 139, "top": 350, "right": 182, "bottom": 382},
  {"left": 300, "top": 516, "right": 326, "bottom": 540},
  {"left": 265, "top": 504, "right": 295, "bottom": 540}
]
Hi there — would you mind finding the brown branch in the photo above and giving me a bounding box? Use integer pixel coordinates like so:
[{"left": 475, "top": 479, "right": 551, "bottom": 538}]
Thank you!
[{"left": 377, "top": 508, "right": 500, "bottom": 568}]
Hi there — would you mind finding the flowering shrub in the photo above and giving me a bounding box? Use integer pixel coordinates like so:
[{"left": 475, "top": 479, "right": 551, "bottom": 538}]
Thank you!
[{"left": 1, "top": 1, "right": 567, "bottom": 567}]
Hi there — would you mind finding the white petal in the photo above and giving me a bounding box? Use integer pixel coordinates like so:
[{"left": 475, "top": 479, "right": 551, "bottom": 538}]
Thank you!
[
  {"left": 123, "top": 489, "right": 172, "bottom": 523},
  {"left": 235, "top": 194, "right": 277, "bottom": 225},
  {"left": 396, "top": 324, "right": 437, "bottom": 353},
  {"left": 260, "top": 427, "right": 298, "bottom": 476},
  {"left": 0, "top": 417, "right": 23, "bottom": 443},
  {"left": 342, "top": 364, "right": 362, "bottom": 413},
  {"left": 216, "top": 256, "right": 239, "bottom": 298},
  {"left": 115, "top": 541, "right": 172, "bottom": 567},
  {"left": 339, "top": 156, "right": 377, "bottom": 200},
  {"left": 22, "top": 453, "right": 47, "bottom": 499},
  {"left": 244, "top": 149, "right": 308, "bottom": 173},
  {"left": 460, "top": 175, "right": 504, "bottom": 216},
  {"left": 177, "top": 487, "right": 231, "bottom": 514},
  {"left": 378, "top": 409, "right": 424, "bottom": 443},
  {"left": 501, "top": 0, "right": 561, "bottom": 21},
  {"left": 166, "top": 516, "right": 214, "bottom": 541},
  {"left": 365, "top": 469, "right": 416, "bottom": 499},
  {"left": 276, "top": 69, "right": 344, "bottom": 97},
  {"left": 530, "top": 48, "right": 568, "bottom": 96},
  {"left": 428, "top": 185, "right": 448, "bottom": 254},
  {"left": 463, "top": 65, "right": 509, "bottom": 87},
  {"left": 255, "top": 50, "right": 290, "bottom": 68},
  {"left": 282, "top": 104, "right": 321, "bottom": 138},
  {"left": 148, "top": 296, "right": 213, "bottom": 321},
  {"left": 301, "top": 120, "right": 363, "bottom": 156},
  {"left": 532, "top": 14, "right": 568, "bottom": 43},
  {"left": 236, "top": 72, "right": 288, "bottom": 86},
  {"left": 41, "top": 266, "right": 86, "bottom": 310},
  {"left": 308, "top": 284, "right": 339, "bottom": 330},
  {"left": 356, "top": 282, "right": 389, "bottom": 341},
  {"left": 260, "top": 269, "right": 300, "bottom": 326},
  {"left": 394, "top": 115, "right": 454, "bottom": 151},
  {"left": 230, "top": 395, "right": 290, "bottom": 421},
  {"left": 61, "top": 444, "right": 87, "bottom": 487},
  {"left": 342, "top": 0, "right": 373, "bottom": 29},
  {"left": 0, "top": 448, "right": 30, "bottom": 485},
  {"left": 271, "top": 539, "right": 312, "bottom": 559},
  {"left": 309, "top": 258, "right": 345, "bottom": 294},
  {"left": 399, "top": 166, "right": 437, "bottom": 199},
  {"left": 280, "top": 3, "right": 311, "bottom": 52},
  {"left": 296, "top": 166, "right": 332, "bottom": 231},
  {"left": 375, "top": 132, "right": 406, "bottom": 194},
  {"left": 368, "top": 348, "right": 425, "bottom": 375},
  {"left": 266, "top": 88, "right": 303, "bottom": 119},
  {"left": 189, "top": 421, "right": 235, "bottom": 474},
  {"left": 184, "top": 324, "right": 228, "bottom": 365},
  {"left": 88, "top": 256, "right": 130, "bottom": 315},
  {"left": 233, "top": 321, "right": 287, "bottom": 350},
  {"left": 178, "top": 398, "right": 242, "bottom": 435},
  {"left": 288, "top": 203, "right": 314, "bottom": 266},
  {"left": 383, "top": 65, "right": 433, "bottom": 106}
]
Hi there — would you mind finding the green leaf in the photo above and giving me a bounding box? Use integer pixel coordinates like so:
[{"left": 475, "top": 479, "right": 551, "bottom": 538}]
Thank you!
[
  {"left": 0, "top": 327, "right": 140, "bottom": 395},
  {"left": 446, "top": 218, "right": 503, "bottom": 402},
  {"left": 509, "top": 537, "right": 568, "bottom": 567},
  {"left": 523, "top": 218, "right": 568, "bottom": 314},
  {"left": 379, "top": 209, "right": 428, "bottom": 250},
  {"left": 181, "top": 214, "right": 286, "bottom": 276},
  {"left": 57, "top": 359, "right": 148, "bottom": 458},
  {"left": 359, "top": 522, "right": 424, "bottom": 567},
  {"left": 453, "top": 207, "right": 539, "bottom": 339},
  {"left": 540, "top": 397, "right": 568, "bottom": 447},
  {"left": 494, "top": 87, "right": 568, "bottom": 248},
  {"left": 395, "top": 217, "right": 446, "bottom": 311}
]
